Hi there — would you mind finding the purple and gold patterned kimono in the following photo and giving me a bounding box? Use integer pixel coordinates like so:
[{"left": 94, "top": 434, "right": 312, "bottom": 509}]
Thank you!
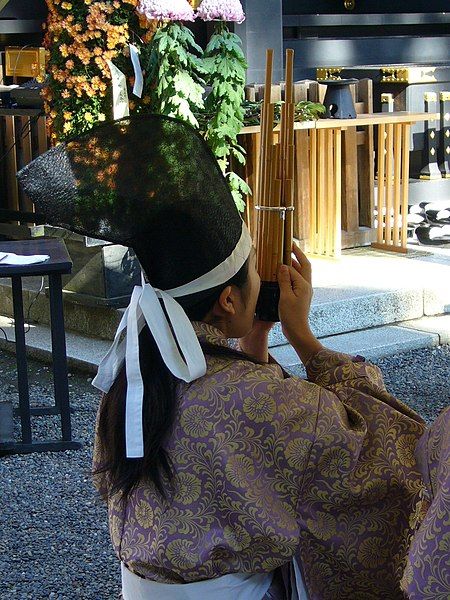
[
  {"left": 402, "top": 407, "right": 450, "bottom": 599},
  {"left": 93, "top": 322, "right": 449, "bottom": 599}
]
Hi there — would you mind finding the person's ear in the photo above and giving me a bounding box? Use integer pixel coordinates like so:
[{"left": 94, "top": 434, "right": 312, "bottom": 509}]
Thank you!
[{"left": 211, "top": 285, "right": 236, "bottom": 318}]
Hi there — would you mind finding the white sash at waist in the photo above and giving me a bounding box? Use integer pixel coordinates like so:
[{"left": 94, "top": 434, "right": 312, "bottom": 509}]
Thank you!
[{"left": 121, "top": 563, "right": 274, "bottom": 600}]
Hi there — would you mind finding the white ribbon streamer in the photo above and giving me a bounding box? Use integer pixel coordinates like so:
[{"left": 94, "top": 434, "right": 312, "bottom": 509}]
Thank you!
[{"left": 92, "top": 223, "right": 252, "bottom": 458}]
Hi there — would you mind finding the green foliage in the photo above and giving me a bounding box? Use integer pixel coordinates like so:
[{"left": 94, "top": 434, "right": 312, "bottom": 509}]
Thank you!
[
  {"left": 227, "top": 171, "right": 251, "bottom": 213},
  {"left": 242, "top": 100, "right": 326, "bottom": 127},
  {"left": 203, "top": 23, "right": 248, "bottom": 212},
  {"left": 294, "top": 100, "right": 326, "bottom": 121},
  {"left": 146, "top": 22, "right": 206, "bottom": 128}
]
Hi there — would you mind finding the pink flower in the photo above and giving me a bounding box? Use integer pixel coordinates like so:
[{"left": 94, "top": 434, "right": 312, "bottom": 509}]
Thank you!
[
  {"left": 197, "top": 0, "right": 245, "bottom": 23},
  {"left": 137, "top": 0, "right": 196, "bottom": 22}
]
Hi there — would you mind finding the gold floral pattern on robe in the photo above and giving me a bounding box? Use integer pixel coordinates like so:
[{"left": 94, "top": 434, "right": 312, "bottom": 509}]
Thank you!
[
  {"left": 402, "top": 406, "right": 450, "bottom": 599},
  {"left": 93, "top": 322, "right": 432, "bottom": 598}
]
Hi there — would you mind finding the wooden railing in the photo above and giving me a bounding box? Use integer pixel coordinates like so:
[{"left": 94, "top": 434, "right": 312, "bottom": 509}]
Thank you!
[
  {"left": 0, "top": 102, "right": 438, "bottom": 257},
  {"left": 239, "top": 79, "right": 375, "bottom": 250},
  {"left": 240, "top": 111, "right": 438, "bottom": 257}
]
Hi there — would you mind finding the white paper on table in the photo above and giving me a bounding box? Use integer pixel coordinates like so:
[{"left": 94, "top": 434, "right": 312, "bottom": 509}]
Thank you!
[{"left": 0, "top": 252, "right": 50, "bottom": 265}]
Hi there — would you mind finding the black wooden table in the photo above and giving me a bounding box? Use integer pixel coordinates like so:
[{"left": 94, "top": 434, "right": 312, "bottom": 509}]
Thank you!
[{"left": 0, "top": 238, "right": 82, "bottom": 455}]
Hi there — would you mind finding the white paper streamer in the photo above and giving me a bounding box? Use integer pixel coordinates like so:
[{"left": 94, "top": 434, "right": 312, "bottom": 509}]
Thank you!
[
  {"left": 129, "top": 44, "right": 144, "bottom": 99},
  {"left": 106, "top": 60, "right": 130, "bottom": 120}
]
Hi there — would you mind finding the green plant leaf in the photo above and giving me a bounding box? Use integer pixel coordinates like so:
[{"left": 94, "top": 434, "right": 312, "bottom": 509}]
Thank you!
[{"left": 231, "top": 189, "right": 246, "bottom": 212}]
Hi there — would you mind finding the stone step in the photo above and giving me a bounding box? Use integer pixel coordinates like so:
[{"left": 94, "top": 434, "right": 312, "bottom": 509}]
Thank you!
[
  {"left": 0, "top": 276, "right": 122, "bottom": 341},
  {"left": 271, "top": 314, "right": 450, "bottom": 378},
  {"left": 1, "top": 279, "right": 443, "bottom": 349},
  {"left": 1, "top": 244, "right": 449, "bottom": 346},
  {"left": 1, "top": 313, "right": 448, "bottom": 376},
  {"left": 270, "top": 245, "right": 450, "bottom": 347},
  {"left": 0, "top": 315, "right": 111, "bottom": 374},
  {"left": 270, "top": 288, "right": 426, "bottom": 346}
]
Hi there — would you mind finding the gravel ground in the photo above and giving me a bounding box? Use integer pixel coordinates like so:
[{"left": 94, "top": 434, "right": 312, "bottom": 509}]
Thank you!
[{"left": 1, "top": 345, "right": 449, "bottom": 599}]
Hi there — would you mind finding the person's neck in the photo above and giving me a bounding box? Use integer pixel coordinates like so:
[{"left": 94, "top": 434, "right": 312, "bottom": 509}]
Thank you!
[{"left": 201, "top": 316, "right": 229, "bottom": 338}]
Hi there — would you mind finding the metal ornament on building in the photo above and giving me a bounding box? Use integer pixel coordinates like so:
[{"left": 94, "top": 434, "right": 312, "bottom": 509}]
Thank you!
[
  {"left": 316, "top": 67, "right": 343, "bottom": 82},
  {"left": 5, "top": 46, "right": 48, "bottom": 81},
  {"left": 381, "top": 67, "right": 437, "bottom": 84}
]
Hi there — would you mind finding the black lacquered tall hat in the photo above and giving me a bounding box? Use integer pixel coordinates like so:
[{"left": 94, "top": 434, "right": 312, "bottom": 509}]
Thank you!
[
  {"left": 17, "top": 114, "right": 248, "bottom": 290},
  {"left": 17, "top": 115, "right": 252, "bottom": 458}
]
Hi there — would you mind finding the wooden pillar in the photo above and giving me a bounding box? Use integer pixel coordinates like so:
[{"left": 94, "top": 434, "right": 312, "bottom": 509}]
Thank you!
[
  {"left": 439, "top": 92, "right": 450, "bottom": 179},
  {"left": 234, "top": 0, "right": 284, "bottom": 85},
  {"left": 17, "top": 116, "right": 34, "bottom": 214},
  {"left": 243, "top": 131, "right": 260, "bottom": 238},
  {"left": 381, "top": 93, "right": 394, "bottom": 113},
  {"left": 0, "top": 111, "right": 48, "bottom": 223},
  {"left": 309, "top": 129, "right": 317, "bottom": 255},
  {"left": 341, "top": 128, "right": 359, "bottom": 232},
  {"left": 420, "top": 92, "right": 441, "bottom": 180},
  {"left": 309, "top": 126, "right": 342, "bottom": 258},
  {"left": 358, "top": 80, "right": 375, "bottom": 228},
  {"left": 4, "top": 115, "right": 19, "bottom": 212},
  {"left": 294, "top": 129, "right": 310, "bottom": 242},
  {"left": 373, "top": 121, "right": 411, "bottom": 254}
]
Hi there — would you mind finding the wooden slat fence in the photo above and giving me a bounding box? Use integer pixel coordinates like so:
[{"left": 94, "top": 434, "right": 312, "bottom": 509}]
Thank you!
[
  {"left": 0, "top": 110, "right": 48, "bottom": 224},
  {"left": 238, "top": 79, "right": 375, "bottom": 250}
]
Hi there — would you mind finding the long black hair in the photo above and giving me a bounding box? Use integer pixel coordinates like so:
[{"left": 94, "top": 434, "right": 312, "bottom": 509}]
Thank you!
[{"left": 94, "top": 257, "right": 259, "bottom": 501}]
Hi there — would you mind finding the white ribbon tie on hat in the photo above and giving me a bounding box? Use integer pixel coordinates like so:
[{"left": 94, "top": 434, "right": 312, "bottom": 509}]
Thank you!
[{"left": 92, "top": 223, "right": 252, "bottom": 458}]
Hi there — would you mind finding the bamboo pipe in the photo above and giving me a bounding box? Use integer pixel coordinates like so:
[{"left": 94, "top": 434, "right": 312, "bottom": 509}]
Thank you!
[
  {"left": 257, "top": 50, "right": 274, "bottom": 276},
  {"left": 281, "top": 49, "right": 295, "bottom": 267},
  {"left": 257, "top": 49, "right": 296, "bottom": 286},
  {"left": 285, "top": 51, "right": 294, "bottom": 102}
]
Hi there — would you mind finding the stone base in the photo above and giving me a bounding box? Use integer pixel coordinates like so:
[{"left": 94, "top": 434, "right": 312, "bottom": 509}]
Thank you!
[{"left": 30, "top": 225, "right": 141, "bottom": 308}]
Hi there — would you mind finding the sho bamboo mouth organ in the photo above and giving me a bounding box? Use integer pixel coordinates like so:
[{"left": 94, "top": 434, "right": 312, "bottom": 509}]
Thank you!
[{"left": 255, "top": 48, "right": 295, "bottom": 322}]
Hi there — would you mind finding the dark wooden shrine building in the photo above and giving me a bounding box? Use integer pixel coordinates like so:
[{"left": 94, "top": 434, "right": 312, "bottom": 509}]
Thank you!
[
  {"left": 237, "top": 1, "right": 449, "bottom": 82},
  {"left": 1, "top": 0, "right": 449, "bottom": 234}
]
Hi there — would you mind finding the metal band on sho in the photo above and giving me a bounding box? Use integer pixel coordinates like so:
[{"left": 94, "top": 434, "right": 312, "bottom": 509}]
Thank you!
[
  {"left": 255, "top": 205, "right": 295, "bottom": 211},
  {"left": 92, "top": 221, "right": 253, "bottom": 458},
  {"left": 255, "top": 205, "right": 295, "bottom": 220}
]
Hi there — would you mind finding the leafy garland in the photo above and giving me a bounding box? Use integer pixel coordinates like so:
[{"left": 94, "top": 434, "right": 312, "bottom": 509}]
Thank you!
[
  {"left": 145, "top": 22, "right": 206, "bottom": 128},
  {"left": 202, "top": 23, "right": 249, "bottom": 211},
  {"left": 44, "top": 1, "right": 325, "bottom": 211},
  {"left": 241, "top": 100, "right": 326, "bottom": 127}
]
